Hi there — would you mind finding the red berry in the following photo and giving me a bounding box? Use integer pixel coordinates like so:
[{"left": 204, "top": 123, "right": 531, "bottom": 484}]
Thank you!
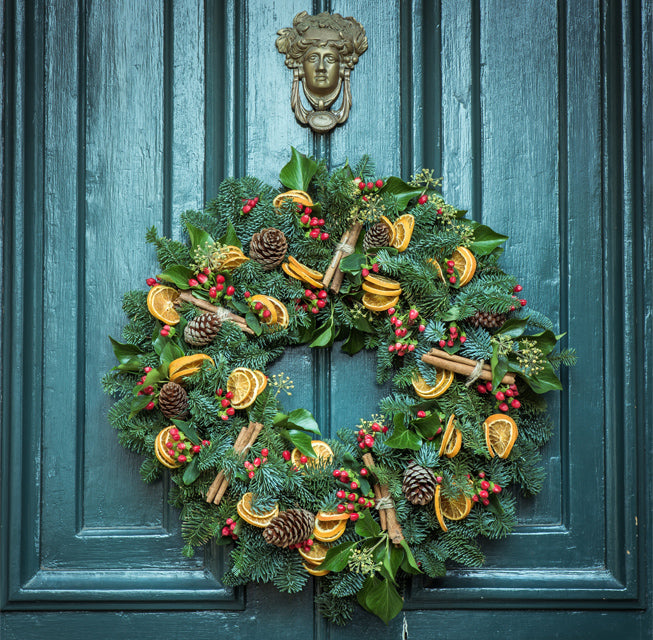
[
  {"left": 447, "top": 260, "right": 455, "bottom": 267},
  {"left": 387, "top": 307, "right": 396, "bottom": 316},
  {"left": 346, "top": 503, "right": 355, "bottom": 512},
  {"left": 188, "top": 278, "right": 198, "bottom": 287},
  {"left": 160, "top": 329, "right": 169, "bottom": 337},
  {"left": 304, "top": 207, "right": 311, "bottom": 214},
  {"left": 449, "top": 275, "right": 457, "bottom": 284},
  {"left": 143, "top": 366, "right": 152, "bottom": 373},
  {"left": 215, "top": 274, "right": 225, "bottom": 285},
  {"left": 495, "top": 391, "right": 505, "bottom": 401},
  {"left": 209, "top": 287, "right": 218, "bottom": 298},
  {"left": 300, "top": 455, "right": 308, "bottom": 464},
  {"left": 408, "top": 343, "right": 416, "bottom": 352},
  {"left": 366, "top": 182, "right": 373, "bottom": 190},
  {"left": 350, "top": 481, "right": 358, "bottom": 490},
  {"left": 361, "top": 268, "right": 369, "bottom": 277},
  {"left": 482, "top": 498, "right": 490, "bottom": 506},
  {"left": 261, "top": 448, "right": 269, "bottom": 457},
  {"left": 480, "top": 480, "right": 490, "bottom": 490},
  {"left": 472, "top": 494, "right": 479, "bottom": 502},
  {"left": 436, "top": 476, "right": 443, "bottom": 483},
  {"left": 222, "top": 526, "right": 230, "bottom": 536},
  {"left": 202, "top": 440, "right": 210, "bottom": 446},
  {"left": 388, "top": 345, "right": 395, "bottom": 352},
  {"left": 358, "top": 496, "right": 366, "bottom": 505},
  {"left": 242, "top": 205, "right": 251, "bottom": 214},
  {"left": 300, "top": 214, "right": 310, "bottom": 224},
  {"left": 309, "top": 228, "right": 320, "bottom": 239},
  {"left": 347, "top": 493, "right": 356, "bottom": 502},
  {"left": 310, "top": 217, "right": 319, "bottom": 227},
  {"left": 520, "top": 299, "right": 527, "bottom": 306},
  {"left": 178, "top": 454, "right": 187, "bottom": 463},
  {"left": 146, "top": 401, "right": 155, "bottom": 410},
  {"left": 486, "top": 382, "right": 493, "bottom": 391},
  {"left": 146, "top": 278, "right": 157, "bottom": 286},
  {"left": 479, "top": 490, "right": 489, "bottom": 499},
  {"left": 248, "top": 471, "right": 255, "bottom": 479},
  {"left": 226, "top": 407, "right": 235, "bottom": 416},
  {"left": 221, "top": 398, "right": 230, "bottom": 408},
  {"left": 446, "top": 339, "right": 454, "bottom": 347},
  {"left": 478, "top": 471, "right": 485, "bottom": 478},
  {"left": 358, "top": 181, "right": 366, "bottom": 190},
  {"left": 350, "top": 512, "right": 360, "bottom": 521},
  {"left": 254, "top": 457, "right": 261, "bottom": 467},
  {"left": 382, "top": 425, "right": 389, "bottom": 433},
  {"left": 337, "top": 504, "right": 346, "bottom": 513},
  {"left": 459, "top": 335, "right": 466, "bottom": 343},
  {"left": 282, "top": 450, "right": 291, "bottom": 461},
  {"left": 197, "top": 273, "right": 208, "bottom": 284},
  {"left": 477, "top": 384, "right": 487, "bottom": 394},
  {"left": 371, "top": 423, "right": 381, "bottom": 432},
  {"left": 510, "top": 399, "right": 521, "bottom": 409},
  {"left": 514, "top": 284, "right": 523, "bottom": 292},
  {"left": 310, "top": 306, "right": 319, "bottom": 314},
  {"left": 418, "top": 194, "right": 428, "bottom": 205},
  {"left": 336, "top": 490, "right": 346, "bottom": 499},
  {"left": 493, "top": 484, "right": 502, "bottom": 493},
  {"left": 192, "top": 445, "right": 201, "bottom": 453},
  {"left": 498, "top": 402, "right": 510, "bottom": 412},
  {"left": 371, "top": 263, "right": 379, "bottom": 273},
  {"left": 262, "top": 309, "right": 271, "bottom": 318},
  {"left": 510, "top": 305, "right": 516, "bottom": 311},
  {"left": 221, "top": 414, "right": 229, "bottom": 421},
  {"left": 417, "top": 410, "right": 426, "bottom": 418},
  {"left": 360, "top": 468, "right": 368, "bottom": 476},
  {"left": 409, "top": 309, "right": 419, "bottom": 320},
  {"left": 320, "top": 232, "right": 329, "bottom": 241},
  {"left": 505, "top": 388, "right": 514, "bottom": 397},
  {"left": 375, "top": 179, "right": 383, "bottom": 188},
  {"left": 225, "top": 285, "right": 235, "bottom": 296}
]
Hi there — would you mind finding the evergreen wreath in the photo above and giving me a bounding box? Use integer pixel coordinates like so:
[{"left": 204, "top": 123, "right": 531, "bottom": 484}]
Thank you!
[{"left": 104, "top": 148, "right": 575, "bottom": 625}]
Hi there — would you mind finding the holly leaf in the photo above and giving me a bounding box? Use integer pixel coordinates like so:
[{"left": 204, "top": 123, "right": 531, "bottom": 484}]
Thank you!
[
  {"left": 286, "top": 408, "right": 321, "bottom": 435},
  {"left": 279, "top": 146, "right": 318, "bottom": 191},
  {"left": 109, "top": 337, "right": 144, "bottom": 364},
  {"left": 171, "top": 419, "right": 201, "bottom": 445},
  {"left": 357, "top": 576, "right": 404, "bottom": 625},
  {"left": 316, "top": 540, "right": 358, "bottom": 572},
  {"left": 219, "top": 221, "right": 241, "bottom": 249},
  {"left": 354, "top": 512, "right": 381, "bottom": 539},
  {"left": 182, "top": 457, "right": 201, "bottom": 485},
  {"left": 469, "top": 223, "right": 509, "bottom": 256},
  {"left": 380, "top": 177, "right": 423, "bottom": 211},
  {"left": 186, "top": 222, "right": 214, "bottom": 251},
  {"left": 157, "top": 264, "right": 194, "bottom": 289}
]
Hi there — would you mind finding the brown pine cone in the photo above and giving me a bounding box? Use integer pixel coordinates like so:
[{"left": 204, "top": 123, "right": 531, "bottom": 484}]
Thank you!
[
  {"left": 158, "top": 382, "right": 189, "bottom": 420},
  {"left": 184, "top": 313, "right": 221, "bottom": 346},
  {"left": 402, "top": 462, "right": 436, "bottom": 505},
  {"left": 249, "top": 228, "right": 288, "bottom": 270},
  {"left": 262, "top": 509, "right": 315, "bottom": 548},
  {"left": 469, "top": 310, "right": 508, "bottom": 330},
  {"left": 363, "top": 222, "right": 391, "bottom": 252}
]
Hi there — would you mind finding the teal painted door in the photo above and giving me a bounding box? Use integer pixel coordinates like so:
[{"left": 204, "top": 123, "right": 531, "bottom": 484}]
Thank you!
[{"left": 2, "top": 1, "right": 651, "bottom": 638}]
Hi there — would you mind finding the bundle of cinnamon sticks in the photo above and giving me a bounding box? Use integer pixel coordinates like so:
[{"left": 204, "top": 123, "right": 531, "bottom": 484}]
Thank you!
[
  {"left": 322, "top": 221, "right": 364, "bottom": 293},
  {"left": 421, "top": 348, "right": 516, "bottom": 385},
  {"left": 177, "top": 290, "right": 254, "bottom": 335},
  {"left": 362, "top": 452, "right": 404, "bottom": 544},
  {"left": 205, "top": 421, "right": 264, "bottom": 505}
]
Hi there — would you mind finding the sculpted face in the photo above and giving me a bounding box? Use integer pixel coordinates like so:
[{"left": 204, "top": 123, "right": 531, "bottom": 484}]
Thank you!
[{"left": 302, "top": 45, "right": 340, "bottom": 96}]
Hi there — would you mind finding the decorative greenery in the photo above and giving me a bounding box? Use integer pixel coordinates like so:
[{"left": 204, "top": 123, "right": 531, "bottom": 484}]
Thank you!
[{"left": 104, "top": 148, "right": 572, "bottom": 625}]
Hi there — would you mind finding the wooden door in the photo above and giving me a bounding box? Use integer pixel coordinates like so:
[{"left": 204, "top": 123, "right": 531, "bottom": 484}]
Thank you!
[{"left": 2, "top": 1, "right": 651, "bottom": 638}]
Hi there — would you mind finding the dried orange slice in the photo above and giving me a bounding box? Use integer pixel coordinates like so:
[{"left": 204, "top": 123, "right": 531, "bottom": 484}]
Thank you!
[
  {"left": 484, "top": 414, "right": 518, "bottom": 458},
  {"left": 237, "top": 492, "right": 279, "bottom": 527},
  {"left": 362, "top": 292, "right": 400, "bottom": 312},
  {"left": 291, "top": 440, "right": 333, "bottom": 468},
  {"left": 378, "top": 215, "right": 396, "bottom": 245},
  {"left": 316, "top": 510, "right": 350, "bottom": 522},
  {"left": 273, "top": 189, "right": 314, "bottom": 209},
  {"left": 303, "top": 562, "right": 330, "bottom": 576},
  {"left": 168, "top": 354, "right": 215, "bottom": 383},
  {"left": 147, "top": 285, "right": 180, "bottom": 325},
  {"left": 391, "top": 214, "right": 415, "bottom": 252},
  {"left": 438, "top": 414, "right": 458, "bottom": 457},
  {"left": 282, "top": 262, "right": 324, "bottom": 290},
  {"left": 249, "top": 294, "right": 278, "bottom": 325},
  {"left": 435, "top": 484, "right": 472, "bottom": 532},
  {"left": 451, "top": 246, "right": 476, "bottom": 286},
  {"left": 266, "top": 297, "right": 289, "bottom": 328},
  {"left": 361, "top": 281, "right": 403, "bottom": 296},
  {"left": 313, "top": 517, "right": 347, "bottom": 543},
  {"left": 363, "top": 273, "right": 401, "bottom": 291},
  {"left": 227, "top": 367, "right": 260, "bottom": 410},
  {"left": 441, "top": 427, "right": 462, "bottom": 458},
  {"left": 252, "top": 370, "right": 268, "bottom": 393},
  {"left": 298, "top": 540, "right": 329, "bottom": 565},
  {"left": 154, "top": 426, "right": 182, "bottom": 469},
  {"left": 412, "top": 369, "right": 454, "bottom": 399}
]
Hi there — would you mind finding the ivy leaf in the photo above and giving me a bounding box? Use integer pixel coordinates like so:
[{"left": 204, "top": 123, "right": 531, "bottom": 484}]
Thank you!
[
  {"left": 385, "top": 420, "right": 422, "bottom": 451},
  {"left": 469, "top": 223, "right": 509, "bottom": 256},
  {"left": 316, "top": 540, "right": 358, "bottom": 572},
  {"left": 182, "top": 457, "right": 201, "bottom": 485},
  {"left": 245, "top": 311, "right": 262, "bottom": 336},
  {"left": 109, "top": 337, "right": 144, "bottom": 364},
  {"left": 186, "top": 222, "right": 214, "bottom": 251},
  {"left": 380, "top": 177, "right": 423, "bottom": 211},
  {"left": 357, "top": 575, "right": 404, "bottom": 625},
  {"left": 354, "top": 512, "right": 382, "bottom": 538},
  {"left": 441, "top": 306, "right": 460, "bottom": 322},
  {"left": 282, "top": 429, "right": 317, "bottom": 458},
  {"left": 413, "top": 413, "right": 441, "bottom": 439},
  {"left": 286, "top": 408, "right": 321, "bottom": 435},
  {"left": 219, "top": 221, "right": 241, "bottom": 249},
  {"left": 279, "top": 146, "right": 318, "bottom": 191},
  {"left": 157, "top": 264, "right": 194, "bottom": 289},
  {"left": 382, "top": 545, "right": 404, "bottom": 584}
]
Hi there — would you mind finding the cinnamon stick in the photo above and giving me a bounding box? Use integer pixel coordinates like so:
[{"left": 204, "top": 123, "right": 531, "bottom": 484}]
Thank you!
[
  {"left": 322, "top": 230, "right": 350, "bottom": 287},
  {"left": 176, "top": 291, "right": 254, "bottom": 335},
  {"left": 362, "top": 453, "right": 403, "bottom": 544},
  {"left": 330, "top": 221, "right": 363, "bottom": 294},
  {"left": 206, "top": 425, "right": 250, "bottom": 503},
  {"left": 421, "top": 349, "right": 516, "bottom": 385}
]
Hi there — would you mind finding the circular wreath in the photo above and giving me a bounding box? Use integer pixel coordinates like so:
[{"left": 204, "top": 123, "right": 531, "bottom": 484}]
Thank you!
[{"left": 104, "top": 148, "right": 574, "bottom": 625}]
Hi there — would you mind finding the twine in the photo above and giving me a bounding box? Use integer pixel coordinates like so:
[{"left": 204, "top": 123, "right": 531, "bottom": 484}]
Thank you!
[
  {"left": 465, "top": 359, "right": 485, "bottom": 387},
  {"left": 213, "top": 307, "right": 232, "bottom": 322},
  {"left": 335, "top": 240, "right": 356, "bottom": 256},
  {"left": 375, "top": 496, "right": 395, "bottom": 511}
]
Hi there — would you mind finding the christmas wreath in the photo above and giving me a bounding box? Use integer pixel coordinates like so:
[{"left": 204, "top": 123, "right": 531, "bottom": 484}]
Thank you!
[{"left": 104, "top": 148, "right": 575, "bottom": 625}]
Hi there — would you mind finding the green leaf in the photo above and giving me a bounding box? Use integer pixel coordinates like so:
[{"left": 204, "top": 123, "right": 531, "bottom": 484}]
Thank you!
[
  {"left": 317, "top": 540, "right": 358, "bottom": 572},
  {"left": 160, "top": 341, "right": 185, "bottom": 367},
  {"left": 182, "top": 457, "right": 201, "bottom": 485},
  {"left": 157, "top": 264, "right": 195, "bottom": 289},
  {"left": 310, "top": 320, "right": 335, "bottom": 348},
  {"left": 385, "top": 426, "right": 422, "bottom": 451},
  {"left": 282, "top": 429, "right": 317, "bottom": 458},
  {"left": 339, "top": 252, "right": 367, "bottom": 275},
  {"left": 342, "top": 328, "right": 366, "bottom": 355},
  {"left": 469, "top": 223, "right": 509, "bottom": 256},
  {"left": 519, "top": 361, "right": 563, "bottom": 394},
  {"left": 492, "top": 354, "right": 509, "bottom": 389},
  {"left": 354, "top": 512, "right": 382, "bottom": 538},
  {"left": 245, "top": 311, "right": 262, "bottom": 336},
  {"left": 230, "top": 299, "right": 250, "bottom": 314},
  {"left": 219, "top": 221, "right": 241, "bottom": 249},
  {"left": 380, "top": 177, "right": 423, "bottom": 211},
  {"left": 412, "top": 413, "right": 442, "bottom": 439},
  {"left": 129, "top": 394, "right": 151, "bottom": 417},
  {"left": 186, "top": 222, "right": 214, "bottom": 251},
  {"left": 498, "top": 318, "right": 527, "bottom": 338},
  {"left": 279, "top": 146, "right": 318, "bottom": 191},
  {"left": 109, "top": 336, "right": 144, "bottom": 364},
  {"left": 441, "top": 306, "right": 460, "bottom": 322},
  {"left": 286, "top": 408, "right": 321, "bottom": 435},
  {"left": 382, "top": 545, "right": 404, "bottom": 584},
  {"left": 171, "top": 419, "right": 201, "bottom": 445},
  {"left": 358, "top": 576, "right": 404, "bottom": 625},
  {"left": 526, "top": 329, "right": 559, "bottom": 356},
  {"left": 399, "top": 540, "right": 421, "bottom": 574}
]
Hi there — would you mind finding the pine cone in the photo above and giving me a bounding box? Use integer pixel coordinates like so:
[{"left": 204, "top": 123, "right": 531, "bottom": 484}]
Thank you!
[
  {"left": 262, "top": 509, "right": 315, "bottom": 548},
  {"left": 402, "top": 462, "right": 436, "bottom": 505},
  {"left": 363, "top": 222, "right": 391, "bottom": 252},
  {"left": 184, "top": 313, "right": 221, "bottom": 346},
  {"left": 469, "top": 310, "right": 508, "bottom": 330},
  {"left": 249, "top": 228, "right": 288, "bottom": 270},
  {"left": 158, "top": 382, "right": 189, "bottom": 420}
]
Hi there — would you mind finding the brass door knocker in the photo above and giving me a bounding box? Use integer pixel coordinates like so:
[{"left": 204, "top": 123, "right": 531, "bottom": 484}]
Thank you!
[{"left": 276, "top": 11, "right": 368, "bottom": 133}]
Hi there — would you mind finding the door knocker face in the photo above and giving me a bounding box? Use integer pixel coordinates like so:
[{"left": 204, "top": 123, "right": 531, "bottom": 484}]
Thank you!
[{"left": 276, "top": 11, "right": 368, "bottom": 133}]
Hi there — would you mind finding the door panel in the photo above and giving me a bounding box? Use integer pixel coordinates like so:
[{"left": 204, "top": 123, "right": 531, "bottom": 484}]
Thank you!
[{"left": 2, "top": 0, "right": 650, "bottom": 638}]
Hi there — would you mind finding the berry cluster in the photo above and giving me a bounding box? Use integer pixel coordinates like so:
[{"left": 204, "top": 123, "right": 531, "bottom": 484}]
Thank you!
[
  {"left": 297, "top": 203, "right": 329, "bottom": 241},
  {"left": 288, "top": 538, "right": 315, "bottom": 552},
  {"left": 216, "top": 387, "right": 236, "bottom": 420},
  {"left": 221, "top": 517, "right": 239, "bottom": 540},
  {"left": 295, "top": 288, "right": 329, "bottom": 315},
  {"left": 437, "top": 323, "right": 466, "bottom": 350},
  {"left": 355, "top": 421, "right": 388, "bottom": 450},
  {"left": 165, "top": 427, "right": 210, "bottom": 464},
  {"left": 360, "top": 262, "right": 380, "bottom": 277},
  {"left": 354, "top": 177, "right": 384, "bottom": 193},
  {"left": 241, "top": 195, "right": 259, "bottom": 215},
  {"left": 386, "top": 307, "right": 426, "bottom": 356},
  {"left": 476, "top": 381, "right": 520, "bottom": 413},
  {"left": 510, "top": 284, "right": 527, "bottom": 310},
  {"left": 243, "top": 291, "right": 272, "bottom": 321},
  {"left": 470, "top": 471, "right": 502, "bottom": 506},
  {"left": 159, "top": 324, "right": 175, "bottom": 337},
  {"left": 243, "top": 448, "right": 269, "bottom": 479},
  {"left": 332, "top": 467, "right": 375, "bottom": 522},
  {"left": 188, "top": 270, "right": 236, "bottom": 302},
  {"left": 136, "top": 366, "right": 157, "bottom": 410}
]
